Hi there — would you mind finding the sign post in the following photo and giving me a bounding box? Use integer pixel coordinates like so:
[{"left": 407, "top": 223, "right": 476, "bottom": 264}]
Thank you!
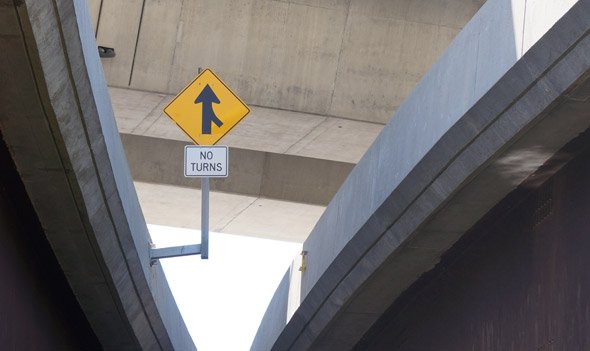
[
  {"left": 201, "top": 177, "right": 209, "bottom": 259},
  {"left": 183, "top": 145, "right": 228, "bottom": 260},
  {"left": 149, "top": 69, "right": 249, "bottom": 263}
]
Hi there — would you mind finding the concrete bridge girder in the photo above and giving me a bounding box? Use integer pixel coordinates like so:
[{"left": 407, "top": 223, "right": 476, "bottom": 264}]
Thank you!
[
  {"left": 252, "top": 0, "right": 590, "bottom": 350},
  {"left": 0, "top": 0, "right": 195, "bottom": 350}
]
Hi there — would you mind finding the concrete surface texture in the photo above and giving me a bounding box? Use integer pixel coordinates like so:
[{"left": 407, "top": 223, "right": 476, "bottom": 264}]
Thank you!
[
  {"left": 87, "top": 0, "right": 484, "bottom": 123},
  {"left": 110, "top": 87, "right": 382, "bottom": 164},
  {"left": 89, "top": 0, "right": 484, "bottom": 244},
  {"left": 251, "top": 0, "right": 590, "bottom": 350},
  {"left": 358, "top": 140, "right": 590, "bottom": 350},
  {"left": 110, "top": 86, "right": 377, "bottom": 207},
  {"left": 0, "top": 0, "right": 195, "bottom": 350},
  {"left": 0, "top": 139, "right": 102, "bottom": 351},
  {"left": 135, "top": 181, "right": 325, "bottom": 242}
]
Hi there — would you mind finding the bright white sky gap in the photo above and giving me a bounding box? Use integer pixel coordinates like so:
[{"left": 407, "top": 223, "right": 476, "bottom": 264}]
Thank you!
[{"left": 148, "top": 224, "right": 302, "bottom": 351}]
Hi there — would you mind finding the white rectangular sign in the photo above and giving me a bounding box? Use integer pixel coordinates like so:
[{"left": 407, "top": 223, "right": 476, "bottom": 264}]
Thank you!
[{"left": 184, "top": 145, "right": 228, "bottom": 177}]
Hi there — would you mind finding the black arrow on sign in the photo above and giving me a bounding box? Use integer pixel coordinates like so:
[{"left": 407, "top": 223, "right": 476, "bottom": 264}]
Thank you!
[{"left": 195, "top": 84, "right": 223, "bottom": 134}]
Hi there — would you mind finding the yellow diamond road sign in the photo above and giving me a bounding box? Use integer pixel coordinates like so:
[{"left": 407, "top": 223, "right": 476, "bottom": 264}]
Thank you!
[{"left": 163, "top": 69, "right": 250, "bottom": 145}]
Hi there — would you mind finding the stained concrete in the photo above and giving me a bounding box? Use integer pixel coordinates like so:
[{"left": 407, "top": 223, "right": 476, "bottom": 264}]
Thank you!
[
  {"left": 251, "top": 0, "right": 590, "bottom": 350},
  {"left": 90, "top": 0, "right": 484, "bottom": 123}
]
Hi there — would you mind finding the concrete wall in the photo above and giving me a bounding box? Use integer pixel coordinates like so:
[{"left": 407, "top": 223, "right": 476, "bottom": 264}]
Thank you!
[{"left": 88, "top": 0, "right": 484, "bottom": 123}]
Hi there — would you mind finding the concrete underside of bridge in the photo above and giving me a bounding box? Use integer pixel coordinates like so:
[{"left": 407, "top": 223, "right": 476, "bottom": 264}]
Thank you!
[
  {"left": 0, "top": 0, "right": 195, "bottom": 350},
  {"left": 355, "top": 130, "right": 590, "bottom": 350},
  {"left": 83, "top": 0, "right": 487, "bottom": 244},
  {"left": 88, "top": 0, "right": 485, "bottom": 124},
  {"left": 0, "top": 126, "right": 101, "bottom": 350},
  {"left": 252, "top": 0, "right": 590, "bottom": 350}
]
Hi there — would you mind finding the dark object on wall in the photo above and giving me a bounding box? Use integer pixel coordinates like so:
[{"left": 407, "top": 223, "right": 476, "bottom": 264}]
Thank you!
[{"left": 98, "top": 46, "right": 115, "bottom": 58}]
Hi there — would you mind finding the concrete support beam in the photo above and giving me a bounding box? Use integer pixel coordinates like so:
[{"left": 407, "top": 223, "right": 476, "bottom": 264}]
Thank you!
[
  {"left": 122, "top": 134, "right": 354, "bottom": 206},
  {"left": 0, "top": 0, "right": 195, "bottom": 350}
]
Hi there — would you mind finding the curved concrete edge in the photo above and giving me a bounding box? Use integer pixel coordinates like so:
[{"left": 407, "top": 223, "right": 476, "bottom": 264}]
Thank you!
[
  {"left": 252, "top": 0, "right": 590, "bottom": 350},
  {"left": 71, "top": 1, "right": 196, "bottom": 350},
  {"left": 0, "top": 1, "right": 195, "bottom": 350},
  {"left": 252, "top": 259, "right": 303, "bottom": 351}
]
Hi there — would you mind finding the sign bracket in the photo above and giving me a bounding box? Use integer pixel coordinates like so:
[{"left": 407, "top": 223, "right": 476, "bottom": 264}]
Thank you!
[
  {"left": 150, "top": 244, "right": 202, "bottom": 262},
  {"left": 149, "top": 177, "right": 211, "bottom": 264}
]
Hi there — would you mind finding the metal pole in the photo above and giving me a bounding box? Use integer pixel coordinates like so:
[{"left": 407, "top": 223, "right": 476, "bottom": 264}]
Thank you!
[{"left": 201, "top": 177, "right": 209, "bottom": 259}]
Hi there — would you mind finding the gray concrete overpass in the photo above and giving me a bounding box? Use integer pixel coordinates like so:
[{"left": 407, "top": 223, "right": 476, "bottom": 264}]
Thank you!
[
  {"left": 88, "top": 0, "right": 485, "bottom": 124},
  {"left": 2, "top": 0, "right": 590, "bottom": 350},
  {"left": 84, "top": 0, "right": 487, "bottom": 243},
  {"left": 0, "top": 0, "right": 195, "bottom": 349},
  {"left": 252, "top": 0, "right": 590, "bottom": 349}
]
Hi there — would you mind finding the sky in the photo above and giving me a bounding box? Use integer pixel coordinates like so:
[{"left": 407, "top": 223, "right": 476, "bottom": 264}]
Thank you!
[{"left": 148, "top": 224, "right": 302, "bottom": 351}]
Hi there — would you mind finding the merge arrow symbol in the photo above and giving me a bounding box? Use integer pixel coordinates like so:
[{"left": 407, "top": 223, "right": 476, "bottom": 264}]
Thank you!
[{"left": 195, "top": 84, "right": 223, "bottom": 134}]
